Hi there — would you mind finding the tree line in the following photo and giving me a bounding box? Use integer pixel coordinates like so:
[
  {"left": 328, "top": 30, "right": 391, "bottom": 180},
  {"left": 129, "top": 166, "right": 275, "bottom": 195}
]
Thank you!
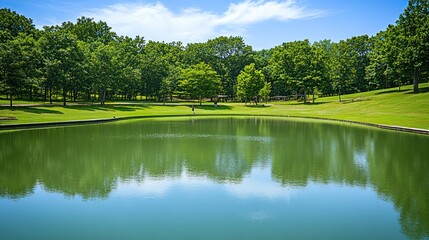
[{"left": 1, "top": 0, "right": 428, "bottom": 106}]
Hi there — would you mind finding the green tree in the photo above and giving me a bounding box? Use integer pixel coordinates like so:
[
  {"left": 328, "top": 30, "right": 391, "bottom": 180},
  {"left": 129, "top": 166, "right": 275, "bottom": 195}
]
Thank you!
[
  {"left": 0, "top": 35, "right": 26, "bottom": 106},
  {"left": 396, "top": 0, "right": 429, "bottom": 93},
  {"left": 206, "top": 36, "right": 253, "bottom": 98},
  {"left": 65, "top": 17, "right": 117, "bottom": 44},
  {"left": 313, "top": 40, "right": 335, "bottom": 96},
  {"left": 183, "top": 37, "right": 253, "bottom": 98},
  {"left": 91, "top": 42, "right": 118, "bottom": 104},
  {"left": 366, "top": 26, "right": 407, "bottom": 91},
  {"left": 259, "top": 81, "right": 272, "bottom": 104},
  {"left": 0, "top": 8, "right": 34, "bottom": 42},
  {"left": 0, "top": 8, "right": 37, "bottom": 106},
  {"left": 269, "top": 40, "right": 325, "bottom": 103},
  {"left": 115, "top": 36, "right": 144, "bottom": 100},
  {"left": 236, "top": 63, "right": 265, "bottom": 104},
  {"left": 40, "top": 26, "right": 83, "bottom": 106},
  {"left": 160, "top": 66, "right": 181, "bottom": 103},
  {"left": 140, "top": 41, "right": 177, "bottom": 101},
  {"left": 179, "top": 62, "right": 220, "bottom": 105}
]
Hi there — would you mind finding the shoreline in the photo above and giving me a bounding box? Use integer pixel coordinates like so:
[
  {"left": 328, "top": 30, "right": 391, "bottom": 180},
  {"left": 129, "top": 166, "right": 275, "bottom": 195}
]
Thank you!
[{"left": 1, "top": 114, "right": 428, "bottom": 135}]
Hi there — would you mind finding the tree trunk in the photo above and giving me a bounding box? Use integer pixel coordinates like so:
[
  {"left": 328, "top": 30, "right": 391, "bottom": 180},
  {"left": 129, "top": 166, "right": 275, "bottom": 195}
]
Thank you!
[
  {"left": 102, "top": 87, "right": 106, "bottom": 105},
  {"left": 63, "top": 87, "right": 67, "bottom": 106},
  {"left": 9, "top": 91, "right": 12, "bottom": 107},
  {"left": 29, "top": 86, "right": 33, "bottom": 101},
  {"left": 413, "top": 68, "right": 419, "bottom": 93},
  {"left": 49, "top": 88, "right": 52, "bottom": 104},
  {"left": 303, "top": 89, "right": 307, "bottom": 104},
  {"left": 312, "top": 89, "right": 315, "bottom": 104},
  {"left": 338, "top": 89, "right": 342, "bottom": 102},
  {"left": 44, "top": 87, "right": 47, "bottom": 102}
]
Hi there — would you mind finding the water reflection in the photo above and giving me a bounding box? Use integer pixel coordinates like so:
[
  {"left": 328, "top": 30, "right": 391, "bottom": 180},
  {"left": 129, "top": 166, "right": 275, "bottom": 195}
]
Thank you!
[{"left": 1, "top": 117, "right": 428, "bottom": 238}]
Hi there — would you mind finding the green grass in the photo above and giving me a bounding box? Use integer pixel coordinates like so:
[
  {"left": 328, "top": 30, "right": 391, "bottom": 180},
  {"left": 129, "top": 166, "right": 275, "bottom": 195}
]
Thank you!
[{"left": 1, "top": 82, "right": 428, "bottom": 130}]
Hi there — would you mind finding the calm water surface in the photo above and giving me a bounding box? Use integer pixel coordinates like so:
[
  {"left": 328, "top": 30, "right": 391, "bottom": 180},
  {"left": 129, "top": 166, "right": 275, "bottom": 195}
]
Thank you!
[{"left": 1, "top": 117, "right": 428, "bottom": 240}]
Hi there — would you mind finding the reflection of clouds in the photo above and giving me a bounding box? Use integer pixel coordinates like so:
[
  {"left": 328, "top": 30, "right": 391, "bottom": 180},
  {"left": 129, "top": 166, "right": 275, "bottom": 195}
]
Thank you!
[
  {"left": 354, "top": 151, "right": 368, "bottom": 170},
  {"left": 113, "top": 166, "right": 295, "bottom": 201},
  {"left": 108, "top": 133, "right": 285, "bottom": 144},
  {"left": 113, "top": 171, "right": 212, "bottom": 199},
  {"left": 247, "top": 210, "right": 270, "bottom": 222},
  {"left": 224, "top": 167, "right": 295, "bottom": 200}
]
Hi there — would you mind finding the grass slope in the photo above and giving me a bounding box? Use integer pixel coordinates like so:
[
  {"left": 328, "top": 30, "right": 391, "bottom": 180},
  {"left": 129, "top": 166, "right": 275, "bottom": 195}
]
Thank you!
[{"left": 0, "top": 83, "right": 428, "bottom": 129}]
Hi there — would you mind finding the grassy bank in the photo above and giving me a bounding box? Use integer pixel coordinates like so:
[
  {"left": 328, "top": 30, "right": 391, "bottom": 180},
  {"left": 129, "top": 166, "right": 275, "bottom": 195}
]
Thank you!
[{"left": 1, "top": 83, "right": 428, "bottom": 130}]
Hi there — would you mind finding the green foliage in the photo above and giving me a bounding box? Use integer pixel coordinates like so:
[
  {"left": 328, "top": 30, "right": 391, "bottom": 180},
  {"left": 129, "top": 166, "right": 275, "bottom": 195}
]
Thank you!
[
  {"left": 1, "top": 0, "right": 429, "bottom": 105},
  {"left": 1, "top": 83, "right": 428, "bottom": 130},
  {"left": 0, "top": 8, "right": 34, "bottom": 42},
  {"left": 396, "top": 0, "right": 429, "bottom": 93},
  {"left": 183, "top": 36, "right": 253, "bottom": 98},
  {"left": 269, "top": 40, "right": 328, "bottom": 103},
  {"left": 179, "top": 62, "right": 221, "bottom": 105},
  {"left": 236, "top": 63, "right": 265, "bottom": 104},
  {"left": 40, "top": 26, "right": 84, "bottom": 106},
  {"left": 259, "top": 81, "right": 272, "bottom": 103},
  {"left": 160, "top": 66, "right": 182, "bottom": 102}
]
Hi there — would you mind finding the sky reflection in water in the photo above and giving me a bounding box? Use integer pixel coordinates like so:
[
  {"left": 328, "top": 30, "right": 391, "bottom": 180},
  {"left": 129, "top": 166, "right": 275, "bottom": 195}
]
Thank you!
[{"left": 1, "top": 117, "right": 428, "bottom": 239}]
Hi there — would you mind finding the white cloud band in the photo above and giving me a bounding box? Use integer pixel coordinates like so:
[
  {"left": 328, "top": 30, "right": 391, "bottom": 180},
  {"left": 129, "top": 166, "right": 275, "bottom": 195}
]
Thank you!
[{"left": 83, "top": 0, "right": 325, "bottom": 44}]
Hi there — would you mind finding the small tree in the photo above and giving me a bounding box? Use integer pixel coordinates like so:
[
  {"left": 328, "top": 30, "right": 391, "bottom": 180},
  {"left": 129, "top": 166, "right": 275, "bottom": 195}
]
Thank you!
[
  {"left": 179, "top": 62, "right": 220, "bottom": 105},
  {"left": 259, "top": 81, "right": 271, "bottom": 104},
  {"left": 236, "top": 63, "right": 265, "bottom": 105}
]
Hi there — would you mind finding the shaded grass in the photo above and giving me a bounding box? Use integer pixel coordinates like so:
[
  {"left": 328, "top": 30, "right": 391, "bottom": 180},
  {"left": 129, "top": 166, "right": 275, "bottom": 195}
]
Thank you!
[{"left": 1, "top": 83, "right": 428, "bottom": 130}]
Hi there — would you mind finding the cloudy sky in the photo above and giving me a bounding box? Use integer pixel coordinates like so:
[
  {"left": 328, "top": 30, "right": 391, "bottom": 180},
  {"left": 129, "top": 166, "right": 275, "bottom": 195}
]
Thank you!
[{"left": 3, "top": 0, "right": 407, "bottom": 49}]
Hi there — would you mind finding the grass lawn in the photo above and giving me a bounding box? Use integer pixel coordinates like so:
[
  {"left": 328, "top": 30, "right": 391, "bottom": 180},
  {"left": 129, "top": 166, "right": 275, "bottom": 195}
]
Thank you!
[{"left": 1, "top": 82, "right": 428, "bottom": 130}]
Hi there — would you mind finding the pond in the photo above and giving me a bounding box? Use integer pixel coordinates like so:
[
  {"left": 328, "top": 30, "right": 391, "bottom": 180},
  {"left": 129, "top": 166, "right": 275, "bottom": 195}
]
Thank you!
[{"left": 1, "top": 117, "right": 429, "bottom": 240}]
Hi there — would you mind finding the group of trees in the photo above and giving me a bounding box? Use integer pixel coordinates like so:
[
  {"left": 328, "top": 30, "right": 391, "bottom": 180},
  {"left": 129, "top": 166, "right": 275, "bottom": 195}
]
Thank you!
[{"left": 1, "top": 0, "right": 428, "bottom": 106}]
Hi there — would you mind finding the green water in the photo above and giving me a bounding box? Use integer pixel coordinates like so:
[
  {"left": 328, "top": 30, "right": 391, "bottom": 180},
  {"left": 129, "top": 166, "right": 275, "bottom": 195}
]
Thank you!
[{"left": 1, "top": 117, "right": 428, "bottom": 240}]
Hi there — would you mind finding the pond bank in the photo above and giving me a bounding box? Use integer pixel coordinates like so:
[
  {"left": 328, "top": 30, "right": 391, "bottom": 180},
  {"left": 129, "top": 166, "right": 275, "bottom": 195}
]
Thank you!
[{"left": 1, "top": 114, "right": 428, "bottom": 135}]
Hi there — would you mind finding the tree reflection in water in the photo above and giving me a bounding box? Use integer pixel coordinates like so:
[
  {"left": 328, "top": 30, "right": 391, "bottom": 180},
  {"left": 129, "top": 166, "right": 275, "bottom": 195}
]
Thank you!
[{"left": 1, "top": 118, "right": 428, "bottom": 238}]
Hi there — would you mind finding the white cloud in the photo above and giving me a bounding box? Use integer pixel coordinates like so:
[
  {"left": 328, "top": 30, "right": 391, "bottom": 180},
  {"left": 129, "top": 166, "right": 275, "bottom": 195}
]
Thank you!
[
  {"left": 83, "top": 0, "right": 325, "bottom": 44},
  {"left": 112, "top": 166, "right": 296, "bottom": 201},
  {"left": 224, "top": 166, "right": 296, "bottom": 200}
]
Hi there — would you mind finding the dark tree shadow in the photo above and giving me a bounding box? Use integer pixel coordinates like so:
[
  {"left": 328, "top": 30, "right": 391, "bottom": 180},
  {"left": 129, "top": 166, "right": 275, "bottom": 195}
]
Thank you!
[
  {"left": 3, "top": 106, "right": 63, "bottom": 114},
  {"left": 340, "top": 98, "right": 370, "bottom": 104},
  {"left": 64, "top": 104, "right": 149, "bottom": 112},
  {"left": 243, "top": 104, "right": 271, "bottom": 108},
  {"left": 405, "top": 86, "right": 429, "bottom": 94},
  {"left": 286, "top": 101, "right": 330, "bottom": 106},
  {"left": 195, "top": 105, "right": 233, "bottom": 110},
  {"left": 374, "top": 89, "right": 408, "bottom": 95}
]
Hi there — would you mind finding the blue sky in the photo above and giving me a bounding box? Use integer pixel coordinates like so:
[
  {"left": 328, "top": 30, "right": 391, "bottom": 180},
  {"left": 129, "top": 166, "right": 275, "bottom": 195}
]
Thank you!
[{"left": 2, "top": 0, "right": 408, "bottom": 49}]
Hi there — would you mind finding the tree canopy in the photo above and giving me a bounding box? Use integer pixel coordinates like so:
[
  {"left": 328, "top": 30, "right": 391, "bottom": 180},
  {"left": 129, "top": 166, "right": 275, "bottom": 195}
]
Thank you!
[
  {"left": 1, "top": 1, "right": 428, "bottom": 106},
  {"left": 236, "top": 63, "right": 265, "bottom": 104}
]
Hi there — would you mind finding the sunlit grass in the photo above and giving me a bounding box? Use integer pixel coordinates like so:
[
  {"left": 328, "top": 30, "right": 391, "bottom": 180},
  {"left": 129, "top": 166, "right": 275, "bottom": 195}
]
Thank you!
[{"left": 1, "top": 82, "right": 428, "bottom": 129}]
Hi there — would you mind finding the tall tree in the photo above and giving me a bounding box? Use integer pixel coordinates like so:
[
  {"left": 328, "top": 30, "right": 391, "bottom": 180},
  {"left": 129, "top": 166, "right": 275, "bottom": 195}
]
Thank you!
[
  {"left": 0, "top": 8, "right": 34, "bottom": 42},
  {"left": 313, "top": 40, "right": 336, "bottom": 96},
  {"left": 206, "top": 36, "right": 253, "bottom": 98},
  {"left": 236, "top": 63, "right": 265, "bottom": 105},
  {"left": 269, "top": 40, "right": 325, "bottom": 103},
  {"left": 179, "top": 62, "right": 221, "bottom": 105},
  {"left": 115, "top": 36, "right": 144, "bottom": 100},
  {"left": 0, "top": 8, "right": 37, "bottom": 106},
  {"left": 40, "top": 26, "right": 83, "bottom": 106},
  {"left": 140, "top": 41, "right": 169, "bottom": 101},
  {"left": 0, "top": 35, "right": 26, "bottom": 106},
  {"left": 91, "top": 42, "right": 118, "bottom": 104},
  {"left": 366, "top": 26, "right": 407, "bottom": 91},
  {"left": 396, "top": 0, "right": 429, "bottom": 93}
]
